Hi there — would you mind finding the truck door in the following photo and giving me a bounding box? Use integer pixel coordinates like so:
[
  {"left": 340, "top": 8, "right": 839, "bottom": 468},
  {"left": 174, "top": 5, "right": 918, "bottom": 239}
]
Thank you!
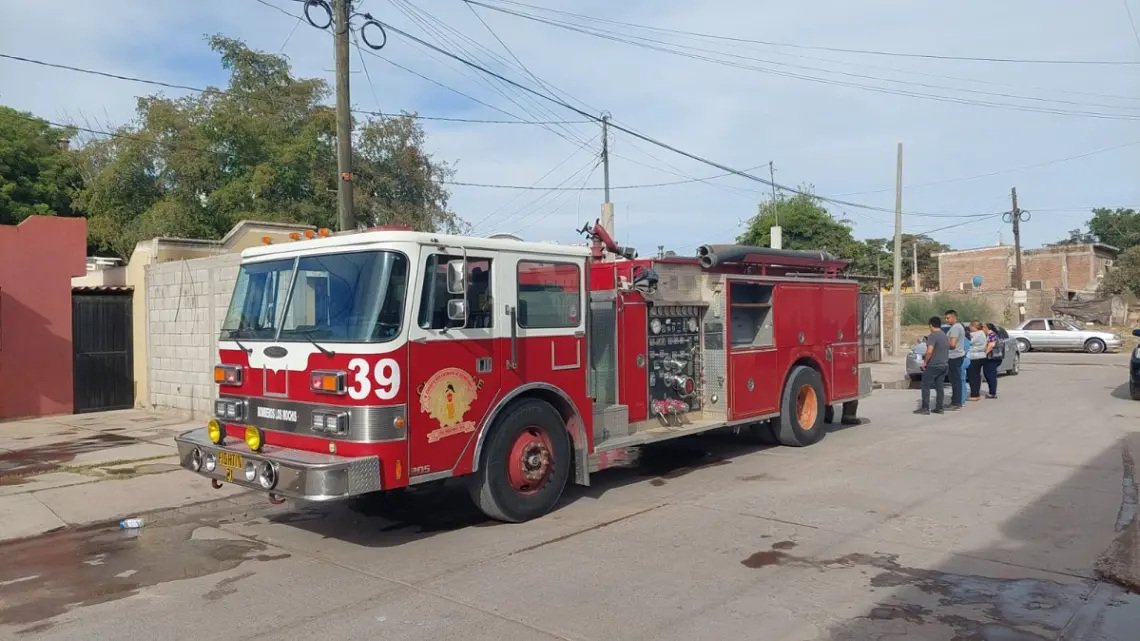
[{"left": 407, "top": 250, "right": 501, "bottom": 480}]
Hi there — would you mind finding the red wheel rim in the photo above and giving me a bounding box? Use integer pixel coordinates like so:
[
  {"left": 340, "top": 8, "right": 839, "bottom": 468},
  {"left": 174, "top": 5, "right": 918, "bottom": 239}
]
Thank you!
[{"left": 507, "top": 426, "right": 554, "bottom": 495}]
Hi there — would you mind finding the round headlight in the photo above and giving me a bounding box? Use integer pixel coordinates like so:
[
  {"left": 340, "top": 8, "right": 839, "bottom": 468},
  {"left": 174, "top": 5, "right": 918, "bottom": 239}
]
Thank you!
[
  {"left": 204, "top": 451, "right": 217, "bottom": 472},
  {"left": 207, "top": 419, "right": 224, "bottom": 445},
  {"left": 188, "top": 447, "right": 203, "bottom": 472},
  {"left": 244, "top": 461, "right": 257, "bottom": 482},
  {"left": 257, "top": 462, "right": 278, "bottom": 489},
  {"left": 244, "top": 426, "right": 263, "bottom": 452}
]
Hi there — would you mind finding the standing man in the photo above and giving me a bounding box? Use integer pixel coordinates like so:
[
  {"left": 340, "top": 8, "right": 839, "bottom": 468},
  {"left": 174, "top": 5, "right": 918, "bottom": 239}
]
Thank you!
[
  {"left": 916, "top": 316, "right": 950, "bottom": 415},
  {"left": 944, "top": 309, "right": 966, "bottom": 411}
]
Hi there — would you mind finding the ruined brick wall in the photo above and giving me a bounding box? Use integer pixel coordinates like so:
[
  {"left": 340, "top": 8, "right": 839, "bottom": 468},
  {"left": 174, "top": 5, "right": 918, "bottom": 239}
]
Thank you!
[{"left": 937, "top": 247, "right": 1013, "bottom": 291}]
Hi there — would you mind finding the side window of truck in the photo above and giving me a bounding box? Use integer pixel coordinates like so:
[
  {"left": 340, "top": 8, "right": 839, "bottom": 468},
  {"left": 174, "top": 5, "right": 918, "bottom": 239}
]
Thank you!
[
  {"left": 417, "top": 254, "right": 494, "bottom": 330},
  {"left": 728, "top": 282, "right": 774, "bottom": 349},
  {"left": 517, "top": 261, "right": 581, "bottom": 328}
]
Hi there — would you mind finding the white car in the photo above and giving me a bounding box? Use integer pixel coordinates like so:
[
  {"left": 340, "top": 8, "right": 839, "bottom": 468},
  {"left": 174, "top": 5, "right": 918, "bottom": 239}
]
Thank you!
[{"left": 1006, "top": 318, "right": 1122, "bottom": 354}]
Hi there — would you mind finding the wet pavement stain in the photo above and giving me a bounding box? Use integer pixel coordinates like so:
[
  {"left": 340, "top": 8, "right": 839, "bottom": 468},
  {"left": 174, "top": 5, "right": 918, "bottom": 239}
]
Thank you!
[
  {"left": 0, "top": 433, "right": 135, "bottom": 478},
  {"left": 637, "top": 443, "right": 732, "bottom": 486},
  {"left": 0, "top": 521, "right": 290, "bottom": 627},
  {"left": 737, "top": 547, "right": 1140, "bottom": 640}
]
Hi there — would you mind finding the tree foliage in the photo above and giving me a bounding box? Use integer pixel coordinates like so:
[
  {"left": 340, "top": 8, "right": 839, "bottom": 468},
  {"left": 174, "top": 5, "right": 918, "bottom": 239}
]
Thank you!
[
  {"left": 0, "top": 107, "right": 81, "bottom": 225},
  {"left": 73, "top": 35, "right": 461, "bottom": 258},
  {"left": 1099, "top": 245, "right": 1140, "bottom": 297},
  {"left": 736, "top": 189, "right": 948, "bottom": 290},
  {"left": 1051, "top": 208, "right": 1140, "bottom": 250}
]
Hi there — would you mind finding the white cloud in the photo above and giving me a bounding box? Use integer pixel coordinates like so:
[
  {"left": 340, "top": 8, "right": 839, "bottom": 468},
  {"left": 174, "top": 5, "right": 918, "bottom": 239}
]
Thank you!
[{"left": 2, "top": 0, "right": 1138, "bottom": 253}]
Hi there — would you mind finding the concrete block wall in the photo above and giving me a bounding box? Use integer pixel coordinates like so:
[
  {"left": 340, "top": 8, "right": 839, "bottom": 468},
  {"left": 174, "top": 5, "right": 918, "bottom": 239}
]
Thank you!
[{"left": 144, "top": 254, "right": 241, "bottom": 417}]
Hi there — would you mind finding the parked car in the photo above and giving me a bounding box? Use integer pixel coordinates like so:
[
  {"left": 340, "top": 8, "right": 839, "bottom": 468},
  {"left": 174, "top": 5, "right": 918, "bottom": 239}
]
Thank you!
[
  {"left": 1129, "top": 329, "right": 1140, "bottom": 400},
  {"left": 905, "top": 324, "right": 1020, "bottom": 382},
  {"left": 1006, "top": 318, "right": 1122, "bottom": 354}
]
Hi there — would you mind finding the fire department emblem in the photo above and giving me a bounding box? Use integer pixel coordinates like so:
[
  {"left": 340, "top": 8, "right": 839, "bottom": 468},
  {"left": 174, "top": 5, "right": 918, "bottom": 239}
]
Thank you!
[{"left": 421, "top": 368, "right": 478, "bottom": 443}]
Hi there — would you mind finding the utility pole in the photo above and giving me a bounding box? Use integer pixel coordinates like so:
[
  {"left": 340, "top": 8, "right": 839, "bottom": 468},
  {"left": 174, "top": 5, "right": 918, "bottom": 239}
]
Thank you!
[
  {"left": 912, "top": 241, "right": 921, "bottom": 291},
  {"left": 768, "top": 161, "right": 783, "bottom": 249},
  {"left": 891, "top": 143, "right": 903, "bottom": 356},
  {"left": 333, "top": 0, "right": 355, "bottom": 232},
  {"left": 600, "top": 113, "right": 615, "bottom": 243},
  {"left": 1010, "top": 187, "right": 1024, "bottom": 289},
  {"left": 768, "top": 161, "right": 778, "bottom": 203}
]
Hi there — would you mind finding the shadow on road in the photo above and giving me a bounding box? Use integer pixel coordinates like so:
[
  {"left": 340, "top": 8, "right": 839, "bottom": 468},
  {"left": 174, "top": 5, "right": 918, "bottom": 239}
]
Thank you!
[
  {"left": 815, "top": 434, "right": 1140, "bottom": 640},
  {"left": 268, "top": 419, "right": 870, "bottom": 548},
  {"left": 1111, "top": 383, "right": 1136, "bottom": 401}
]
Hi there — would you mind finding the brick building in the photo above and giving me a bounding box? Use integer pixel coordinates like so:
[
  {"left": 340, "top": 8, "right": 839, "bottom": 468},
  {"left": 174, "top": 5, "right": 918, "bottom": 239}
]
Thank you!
[{"left": 936, "top": 243, "right": 1117, "bottom": 293}]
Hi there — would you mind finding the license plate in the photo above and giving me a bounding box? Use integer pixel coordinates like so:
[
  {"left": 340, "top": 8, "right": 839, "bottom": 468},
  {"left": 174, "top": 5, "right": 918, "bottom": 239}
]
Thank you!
[{"left": 218, "top": 451, "right": 243, "bottom": 477}]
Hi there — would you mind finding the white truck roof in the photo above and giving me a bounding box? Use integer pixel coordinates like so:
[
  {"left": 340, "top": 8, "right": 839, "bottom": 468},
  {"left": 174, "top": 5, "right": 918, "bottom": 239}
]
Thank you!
[{"left": 240, "top": 229, "right": 592, "bottom": 261}]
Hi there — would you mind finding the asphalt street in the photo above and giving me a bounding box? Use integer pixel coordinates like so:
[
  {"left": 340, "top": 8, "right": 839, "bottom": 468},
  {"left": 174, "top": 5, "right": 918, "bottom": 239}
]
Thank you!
[{"left": 2, "top": 352, "right": 1139, "bottom": 640}]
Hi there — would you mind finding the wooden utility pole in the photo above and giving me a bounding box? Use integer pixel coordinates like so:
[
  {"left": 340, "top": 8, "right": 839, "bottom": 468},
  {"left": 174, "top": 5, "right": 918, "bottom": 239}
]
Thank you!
[
  {"left": 912, "top": 241, "right": 921, "bottom": 291},
  {"left": 333, "top": 0, "right": 355, "bottom": 232},
  {"left": 1011, "top": 187, "right": 1024, "bottom": 289},
  {"left": 891, "top": 143, "right": 903, "bottom": 356},
  {"left": 768, "top": 161, "right": 778, "bottom": 203}
]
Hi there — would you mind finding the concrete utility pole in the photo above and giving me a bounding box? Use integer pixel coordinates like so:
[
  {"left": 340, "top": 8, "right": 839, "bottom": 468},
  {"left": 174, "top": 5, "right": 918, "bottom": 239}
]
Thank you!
[
  {"left": 891, "top": 143, "right": 903, "bottom": 356},
  {"left": 768, "top": 161, "right": 778, "bottom": 203},
  {"left": 1010, "top": 187, "right": 1024, "bottom": 289},
  {"left": 600, "top": 113, "right": 615, "bottom": 241},
  {"left": 333, "top": 0, "right": 355, "bottom": 232},
  {"left": 912, "top": 241, "right": 921, "bottom": 291}
]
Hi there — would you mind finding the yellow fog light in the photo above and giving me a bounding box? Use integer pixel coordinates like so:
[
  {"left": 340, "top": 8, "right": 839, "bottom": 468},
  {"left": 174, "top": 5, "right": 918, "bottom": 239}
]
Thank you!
[
  {"left": 244, "top": 426, "right": 263, "bottom": 452},
  {"left": 207, "top": 419, "right": 224, "bottom": 444}
]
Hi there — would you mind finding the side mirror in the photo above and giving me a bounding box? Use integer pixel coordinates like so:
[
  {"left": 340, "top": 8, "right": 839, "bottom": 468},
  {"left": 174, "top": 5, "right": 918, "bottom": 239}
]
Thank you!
[
  {"left": 446, "top": 260, "right": 466, "bottom": 295},
  {"left": 1132, "top": 329, "right": 1140, "bottom": 338},
  {"left": 447, "top": 299, "right": 467, "bottom": 322}
]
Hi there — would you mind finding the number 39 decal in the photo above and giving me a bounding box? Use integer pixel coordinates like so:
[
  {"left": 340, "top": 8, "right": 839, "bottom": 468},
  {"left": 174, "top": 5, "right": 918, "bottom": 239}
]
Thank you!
[{"left": 347, "top": 357, "right": 401, "bottom": 401}]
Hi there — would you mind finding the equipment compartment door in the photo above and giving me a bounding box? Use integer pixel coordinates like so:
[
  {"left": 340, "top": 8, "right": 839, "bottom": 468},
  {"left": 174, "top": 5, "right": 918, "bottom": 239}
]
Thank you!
[
  {"left": 726, "top": 280, "right": 780, "bottom": 420},
  {"left": 407, "top": 251, "right": 501, "bottom": 480}
]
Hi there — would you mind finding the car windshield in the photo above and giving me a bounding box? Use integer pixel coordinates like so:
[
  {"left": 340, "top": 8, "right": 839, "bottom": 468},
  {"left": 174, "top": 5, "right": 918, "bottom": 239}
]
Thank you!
[{"left": 220, "top": 250, "right": 409, "bottom": 343}]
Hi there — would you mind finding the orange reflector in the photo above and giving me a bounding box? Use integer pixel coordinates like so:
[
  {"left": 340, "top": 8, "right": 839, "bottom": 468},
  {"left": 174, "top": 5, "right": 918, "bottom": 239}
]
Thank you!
[
  {"left": 213, "top": 367, "right": 225, "bottom": 383},
  {"left": 289, "top": 232, "right": 301, "bottom": 241},
  {"left": 214, "top": 365, "right": 242, "bottom": 385},
  {"left": 318, "top": 228, "right": 331, "bottom": 237},
  {"left": 393, "top": 416, "right": 406, "bottom": 429},
  {"left": 261, "top": 236, "right": 272, "bottom": 245},
  {"left": 303, "top": 229, "right": 315, "bottom": 239},
  {"left": 395, "top": 460, "right": 402, "bottom": 480}
]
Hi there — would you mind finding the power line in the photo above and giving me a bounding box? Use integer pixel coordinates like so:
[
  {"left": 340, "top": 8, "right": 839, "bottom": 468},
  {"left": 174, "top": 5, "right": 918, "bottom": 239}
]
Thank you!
[
  {"left": 445, "top": 165, "right": 765, "bottom": 190},
  {"left": 371, "top": 18, "right": 1019, "bottom": 220},
  {"left": 0, "top": 52, "right": 591, "bottom": 125},
  {"left": 464, "top": 2, "right": 1140, "bottom": 121},
  {"left": 1126, "top": 0, "right": 1140, "bottom": 54},
  {"left": 471, "top": 0, "right": 1140, "bottom": 66}
]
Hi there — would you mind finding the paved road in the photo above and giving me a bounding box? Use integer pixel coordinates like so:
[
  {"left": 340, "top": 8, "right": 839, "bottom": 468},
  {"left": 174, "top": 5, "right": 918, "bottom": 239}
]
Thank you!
[{"left": 2, "top": 353, "right": 1139, "bottom": 640}]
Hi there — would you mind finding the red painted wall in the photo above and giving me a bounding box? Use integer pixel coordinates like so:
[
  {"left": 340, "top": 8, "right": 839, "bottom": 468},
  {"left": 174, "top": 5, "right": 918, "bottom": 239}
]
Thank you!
[{"left": 0, "top": 216, "right": 87, "bottom": 419}]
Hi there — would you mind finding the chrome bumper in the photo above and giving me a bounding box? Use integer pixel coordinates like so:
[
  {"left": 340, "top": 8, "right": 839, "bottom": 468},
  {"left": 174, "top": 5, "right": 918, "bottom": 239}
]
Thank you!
[{"left": 174, "top": 428, "right": 381, "bottom": 501}]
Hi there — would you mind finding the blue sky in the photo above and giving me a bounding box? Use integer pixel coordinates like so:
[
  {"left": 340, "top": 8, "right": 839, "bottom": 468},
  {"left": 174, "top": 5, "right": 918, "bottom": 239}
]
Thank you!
[{"left": 1, "top": 0, "right": 1138, "bottom": 254}]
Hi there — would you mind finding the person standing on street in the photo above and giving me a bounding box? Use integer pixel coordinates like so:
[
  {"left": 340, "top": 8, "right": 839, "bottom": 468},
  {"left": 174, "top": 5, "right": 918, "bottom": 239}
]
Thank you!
[
  {"left": 982, "top": 323, "right": 1002, "bottom": 399},
  {"left": 944, "top": 309, "right": 966, "bottom": 411},
  {"left": 966, "top": 320, "right": 989, "bottom": 400},
  {"left": 916, "top": 316, "right": 950, "bottom": 415}
]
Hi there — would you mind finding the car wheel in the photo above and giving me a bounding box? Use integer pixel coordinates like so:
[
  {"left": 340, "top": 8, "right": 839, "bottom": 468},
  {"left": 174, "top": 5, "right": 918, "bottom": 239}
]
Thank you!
[
  {"left": 1007, "top": 352, "right": 1019, "bottom": 375},
  {"left": 1084, "top": 338, "right": 1106, "bottom": 354},
  {"left": 1131, "top": 382, "right": 1140, "bottom": 401},
  {"left": 1015, "top": 338, "right": 1031, "bottom": 353}
]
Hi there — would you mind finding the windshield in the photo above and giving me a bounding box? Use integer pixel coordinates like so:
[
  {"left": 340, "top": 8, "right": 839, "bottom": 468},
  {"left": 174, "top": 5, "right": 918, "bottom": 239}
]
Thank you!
[{"left": 220, "top": 250, "right": 409, "bottom": 343}]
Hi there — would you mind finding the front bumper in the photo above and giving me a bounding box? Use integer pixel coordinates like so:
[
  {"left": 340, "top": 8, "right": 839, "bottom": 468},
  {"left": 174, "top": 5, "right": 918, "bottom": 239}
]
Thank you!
[
  {"left": 174, "top": 428, "right": 381, "bottom": 501},
  {"left": 1106, "top": 338, "right": 1123, "bottom": 352}
]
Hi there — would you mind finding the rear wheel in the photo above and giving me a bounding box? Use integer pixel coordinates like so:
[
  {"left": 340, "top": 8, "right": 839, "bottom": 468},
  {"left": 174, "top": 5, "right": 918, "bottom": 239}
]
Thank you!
[
  {"left": 1085, "top": 338, "right": 1106, "bottom": 354},
  {"left": 1007, "top": 352, "right": 1020, "bottom": 375},
  {"left": 1131, "top": 382, "right": 1140, "bottom": 401},
  {"left": 773, "top": 366, "right": 827, "bottom": 448},
  {"left": 468, "top": 399, "right": 570, "bottom": 523},
  {"left": 1016, "top": 338, "right": 1032, "bottom": 353}
]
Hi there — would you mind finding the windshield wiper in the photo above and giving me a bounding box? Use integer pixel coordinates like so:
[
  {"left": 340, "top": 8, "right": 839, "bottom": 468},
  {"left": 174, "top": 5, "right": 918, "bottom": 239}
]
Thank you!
[
  {"left": 225, "top": 327, "right": 254, "bottom": 354},
  {"left": 297, "top": 330, "right": 336, "bottom": 358}
]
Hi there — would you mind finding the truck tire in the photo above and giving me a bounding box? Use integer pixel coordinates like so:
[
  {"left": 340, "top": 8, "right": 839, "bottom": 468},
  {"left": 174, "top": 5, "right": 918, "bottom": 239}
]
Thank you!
[
  {"left": 1131, "top": 383, "right": 1140, "bottom": 401},
  {"left": 468, "top": 399, "right": 571, "bottom": 523},
  {"left": 773, "top": 366, "right": 827, "bottom": 448}
]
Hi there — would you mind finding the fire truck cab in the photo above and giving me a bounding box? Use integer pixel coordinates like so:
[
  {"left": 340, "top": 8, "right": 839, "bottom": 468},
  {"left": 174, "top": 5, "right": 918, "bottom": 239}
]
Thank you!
[{"left": 175, "top": 223, "right": 870, "bottom": 523}]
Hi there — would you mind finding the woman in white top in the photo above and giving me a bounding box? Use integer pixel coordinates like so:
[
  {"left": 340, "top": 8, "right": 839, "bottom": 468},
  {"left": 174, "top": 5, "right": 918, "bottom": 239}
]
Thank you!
[{"left": 965, "top": 321, "right": 990, "bottom": 400}]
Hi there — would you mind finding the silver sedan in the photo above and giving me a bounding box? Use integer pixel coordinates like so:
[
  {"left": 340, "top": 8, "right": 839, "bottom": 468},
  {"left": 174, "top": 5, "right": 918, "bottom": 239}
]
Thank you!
[
  {"left": 905, "top": 325, "right": 1021, "bottom": 382},
  {"left": 1006, "top": 318, "right": 1122, "bottom": 354}
]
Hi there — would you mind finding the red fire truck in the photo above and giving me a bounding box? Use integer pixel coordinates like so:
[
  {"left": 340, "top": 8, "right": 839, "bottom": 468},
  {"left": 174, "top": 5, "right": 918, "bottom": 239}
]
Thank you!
[{"left": 175, "top": 222, "right": 871, "bottom": 522}]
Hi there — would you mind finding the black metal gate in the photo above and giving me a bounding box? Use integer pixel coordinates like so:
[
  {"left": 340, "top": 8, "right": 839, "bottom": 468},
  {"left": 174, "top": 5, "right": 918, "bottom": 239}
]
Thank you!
[
  {"left": 72, "top": 292, "right": 134, "bottom": 413},
  {"left": 858, "top": 292, "right": 882, "bottom": 362}
]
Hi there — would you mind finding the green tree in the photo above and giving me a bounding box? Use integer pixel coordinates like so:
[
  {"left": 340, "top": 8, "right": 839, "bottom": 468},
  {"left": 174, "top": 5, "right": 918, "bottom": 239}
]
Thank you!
[
  {"left": 901, "top": 233, "right": 949, "bottom": 290},
  {"left": 1051, "top": 227, "right": 1097, "bottom": 246},
  {"left": 74, "top": 35, "right": 461, "bottom": 258},
  {"left": 1100, "top": 245, "right": 1140, "bottom": 297},
  {"left": 0, "top": 107, "right": 81, "bottom": 225},
  {"left": 1086, "top": 208, "right": 1140, "bottom": 250},
  {"left": 738, "top": 189, "right": 863, "bottom": 258}
]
